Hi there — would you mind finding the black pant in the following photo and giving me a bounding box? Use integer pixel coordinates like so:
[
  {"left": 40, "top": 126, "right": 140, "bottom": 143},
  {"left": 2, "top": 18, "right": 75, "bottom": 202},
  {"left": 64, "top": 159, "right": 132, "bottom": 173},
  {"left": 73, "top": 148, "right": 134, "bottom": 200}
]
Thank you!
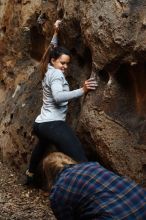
[{"left": 29, "top": 121, "right": 87, "bottom": 173}]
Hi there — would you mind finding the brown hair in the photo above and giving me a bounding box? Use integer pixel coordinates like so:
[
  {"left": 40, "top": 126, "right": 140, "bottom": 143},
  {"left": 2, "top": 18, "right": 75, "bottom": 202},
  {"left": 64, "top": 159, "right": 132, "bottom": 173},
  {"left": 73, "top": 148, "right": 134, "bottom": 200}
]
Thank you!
[
  {"left": 39, "top": 45, "right": 53, "bottom": 79},
  {"left": 39, "top": 45, "right": 71, "bottom": 79},
  {"left": 42, "top": 152, "right": 77, "bottom": 191}
]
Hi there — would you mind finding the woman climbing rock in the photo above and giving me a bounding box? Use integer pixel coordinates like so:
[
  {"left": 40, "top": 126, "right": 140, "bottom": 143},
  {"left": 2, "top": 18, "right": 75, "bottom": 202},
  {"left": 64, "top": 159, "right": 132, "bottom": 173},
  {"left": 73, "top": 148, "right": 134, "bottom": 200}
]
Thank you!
[{"left": 26, "top": 20, "right": 97, "bottom": 185}]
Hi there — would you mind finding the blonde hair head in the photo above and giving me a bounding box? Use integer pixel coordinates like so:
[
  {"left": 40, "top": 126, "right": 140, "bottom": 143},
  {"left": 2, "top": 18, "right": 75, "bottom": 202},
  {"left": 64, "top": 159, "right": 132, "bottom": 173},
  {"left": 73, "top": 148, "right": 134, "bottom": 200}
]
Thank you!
[{"left": 42, "top": 152, "right": 77, "bottom": 191}]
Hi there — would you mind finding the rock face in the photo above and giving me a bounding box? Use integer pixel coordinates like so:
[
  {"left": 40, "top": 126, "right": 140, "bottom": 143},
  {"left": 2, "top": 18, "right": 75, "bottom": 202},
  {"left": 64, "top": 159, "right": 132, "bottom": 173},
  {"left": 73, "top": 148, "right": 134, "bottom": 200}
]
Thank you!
[{"left": 0, "top": 0, "right": 146, "bottom": 185}]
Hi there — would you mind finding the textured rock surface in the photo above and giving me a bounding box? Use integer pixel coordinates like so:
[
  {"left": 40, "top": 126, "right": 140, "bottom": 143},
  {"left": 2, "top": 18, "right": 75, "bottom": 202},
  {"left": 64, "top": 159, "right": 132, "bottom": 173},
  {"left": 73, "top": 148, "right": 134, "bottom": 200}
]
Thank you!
[{"left": 0, "top": 0, "right": 146, "bottom": 185}]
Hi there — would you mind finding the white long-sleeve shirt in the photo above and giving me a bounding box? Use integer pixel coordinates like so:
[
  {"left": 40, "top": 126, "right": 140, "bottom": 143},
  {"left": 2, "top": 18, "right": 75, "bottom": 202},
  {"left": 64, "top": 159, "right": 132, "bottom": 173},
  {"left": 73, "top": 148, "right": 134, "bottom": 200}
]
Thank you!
[{"left": 35, "top": 65, "right": 84, "bottom": 122}]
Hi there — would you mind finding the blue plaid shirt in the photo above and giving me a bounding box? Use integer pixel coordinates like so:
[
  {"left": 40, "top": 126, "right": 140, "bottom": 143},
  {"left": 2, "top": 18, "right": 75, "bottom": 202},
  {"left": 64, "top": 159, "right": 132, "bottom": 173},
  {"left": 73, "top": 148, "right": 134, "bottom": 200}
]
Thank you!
[{"left": 50, "top": 162, "right": 146, "bottom": 220}]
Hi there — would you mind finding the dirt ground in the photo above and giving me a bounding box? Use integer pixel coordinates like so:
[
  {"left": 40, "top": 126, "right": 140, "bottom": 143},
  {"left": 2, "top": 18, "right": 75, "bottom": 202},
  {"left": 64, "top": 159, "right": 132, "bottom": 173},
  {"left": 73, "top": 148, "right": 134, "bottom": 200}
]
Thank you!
[{"left": 0, "top": 162, "right": 56, "bottom": 220}]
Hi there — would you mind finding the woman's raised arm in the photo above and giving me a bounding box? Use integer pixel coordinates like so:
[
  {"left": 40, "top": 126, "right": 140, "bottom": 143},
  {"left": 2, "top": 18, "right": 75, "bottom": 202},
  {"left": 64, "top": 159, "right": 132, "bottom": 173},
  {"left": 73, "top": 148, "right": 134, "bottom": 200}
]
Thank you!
[{"left": 50, "top": 20, "right": 62, "bottom": 48}]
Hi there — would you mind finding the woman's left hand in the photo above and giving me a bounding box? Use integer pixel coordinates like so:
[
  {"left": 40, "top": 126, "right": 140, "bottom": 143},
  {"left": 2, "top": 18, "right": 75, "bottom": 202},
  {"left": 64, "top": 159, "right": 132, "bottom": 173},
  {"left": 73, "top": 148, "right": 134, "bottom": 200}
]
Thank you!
[{"left": 83, "top": 78, "right": 98, "bottom": 94}]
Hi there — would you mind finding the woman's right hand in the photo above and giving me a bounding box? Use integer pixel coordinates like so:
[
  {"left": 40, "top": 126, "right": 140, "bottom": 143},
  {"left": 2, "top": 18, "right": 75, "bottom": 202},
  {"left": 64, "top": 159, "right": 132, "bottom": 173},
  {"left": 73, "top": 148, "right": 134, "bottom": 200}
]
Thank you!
[
  {"left": 83, "top": 78, "right": 98, "bottom": 94},
  {"left": 54, "top": 20, "right": 62, "bottom": 33}
]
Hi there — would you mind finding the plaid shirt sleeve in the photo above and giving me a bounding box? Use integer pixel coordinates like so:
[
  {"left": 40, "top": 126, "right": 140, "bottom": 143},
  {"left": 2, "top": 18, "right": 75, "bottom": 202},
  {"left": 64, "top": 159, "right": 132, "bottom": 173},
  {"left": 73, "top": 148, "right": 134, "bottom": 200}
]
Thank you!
[{"left": 50, "top": 186, "right": 74, "bottom": 220}]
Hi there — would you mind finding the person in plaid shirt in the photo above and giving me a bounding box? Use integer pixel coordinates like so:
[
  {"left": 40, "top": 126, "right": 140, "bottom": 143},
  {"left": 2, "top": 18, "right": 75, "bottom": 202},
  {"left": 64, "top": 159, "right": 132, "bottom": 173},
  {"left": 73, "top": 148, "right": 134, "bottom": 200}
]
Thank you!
[{"left": 43, "top": 152, "right": 146, "bottom": 220}]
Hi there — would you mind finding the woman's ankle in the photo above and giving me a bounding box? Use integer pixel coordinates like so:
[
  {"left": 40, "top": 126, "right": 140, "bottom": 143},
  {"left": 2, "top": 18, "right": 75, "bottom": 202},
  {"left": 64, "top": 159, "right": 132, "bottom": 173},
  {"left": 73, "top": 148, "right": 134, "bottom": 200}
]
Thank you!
[{"left": 26, "top": 169, "right": 34, "bottom": 177}]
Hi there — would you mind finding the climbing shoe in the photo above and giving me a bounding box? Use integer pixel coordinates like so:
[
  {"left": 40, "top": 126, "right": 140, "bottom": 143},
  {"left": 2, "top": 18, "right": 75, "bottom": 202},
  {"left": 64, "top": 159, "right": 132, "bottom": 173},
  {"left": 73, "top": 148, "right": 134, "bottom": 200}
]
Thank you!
[{"left": 24, "top": 169, "right": 34, "bottom": 186}]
